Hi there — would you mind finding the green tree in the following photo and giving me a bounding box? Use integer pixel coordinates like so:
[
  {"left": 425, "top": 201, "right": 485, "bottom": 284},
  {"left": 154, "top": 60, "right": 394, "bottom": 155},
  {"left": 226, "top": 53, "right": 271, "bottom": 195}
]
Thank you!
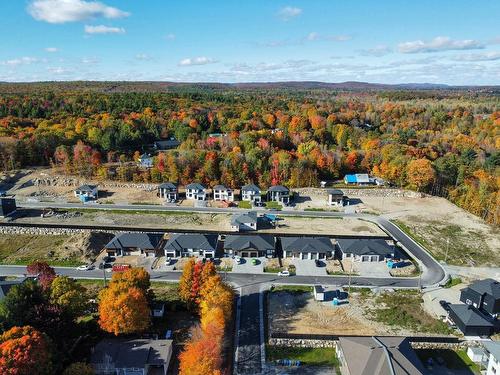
[{"left": 50, "top": 276, "right": 88, "bottom": 318}]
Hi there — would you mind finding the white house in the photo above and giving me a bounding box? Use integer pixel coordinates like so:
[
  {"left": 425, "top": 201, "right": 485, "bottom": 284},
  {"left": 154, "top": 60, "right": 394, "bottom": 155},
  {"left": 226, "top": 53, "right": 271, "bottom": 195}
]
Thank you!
[
  {"left": 231, "top": 211, "right": 258, "bottom": 232},
  {"left": 213, "top": 184, "right": 234, "bottom": 201},
  {"left": 158, "top": 182, "right": 178, "bottom": 202},
  {"left": 185, "top": 183, "right": 207, "bottom": 201},
  {"left": 484, "top": 341, "right": 500, "bottom": 375},
  {"left": 74, "top": 184, "right": 98, "bottom": 200},
  {"left": 267, "top": 185, "right": 290, "bottom": 205},
  {"left": 241, "top": 184, "right": 262, "bottom": 204}
]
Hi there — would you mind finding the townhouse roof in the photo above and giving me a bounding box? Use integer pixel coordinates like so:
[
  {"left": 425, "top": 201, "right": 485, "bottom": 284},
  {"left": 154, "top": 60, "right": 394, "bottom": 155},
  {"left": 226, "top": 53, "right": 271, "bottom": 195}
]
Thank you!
[
  {"left": 186, "top": 183, "right": 206, "bottom": 190},
  {"left": 466, "top": 279, "right": 500, "bottom": 299},
  {"left": 337, "top": 238, "right": 395, "bottom": 257},
  {"left": 75, "top": 184, "right": 97, "bottom": 191},
  {"left": 448, "top": 304, "right": 495, "bottom": 327},
  {"left": 484, "top": 341, "right": 500, "bottom": 361},
  {"left": 268, "top": 185, "right": 289, "bottom": 192},
  {"left": 213, "top": 184, "right": 230, "bottom": 191},
  {"left": 158, "top": 182, "right": 177, "bottom": 190},
  {"left": 327, "top": 189, "right": 344, "bottom": 196},
  {"left": 281, "top": 236, "right": 334, "bottom": 254},
  {"left": 241, "top": 184, "right": 261, "bottom": 192},
  {"left": 223, "top": 234, "right": 275, "bottom": 251},
  {"left": 165, "top": 233, "right": 218, "bottom": 252},
  {"left": 105, "top": 233, "right": 164, "bottom": 250}
]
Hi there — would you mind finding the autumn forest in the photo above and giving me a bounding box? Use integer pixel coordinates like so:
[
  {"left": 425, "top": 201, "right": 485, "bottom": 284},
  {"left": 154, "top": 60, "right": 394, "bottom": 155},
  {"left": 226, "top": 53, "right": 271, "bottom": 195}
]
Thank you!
[{"left": 0, "top": 83, "right": 498, "bottom": 224}]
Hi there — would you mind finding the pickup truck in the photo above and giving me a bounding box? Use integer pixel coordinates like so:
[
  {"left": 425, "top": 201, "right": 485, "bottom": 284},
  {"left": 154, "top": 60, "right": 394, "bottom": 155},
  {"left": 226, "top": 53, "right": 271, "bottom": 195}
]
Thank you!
[{"left": 112, "top": 263, "right": 131, "bottom": 272}]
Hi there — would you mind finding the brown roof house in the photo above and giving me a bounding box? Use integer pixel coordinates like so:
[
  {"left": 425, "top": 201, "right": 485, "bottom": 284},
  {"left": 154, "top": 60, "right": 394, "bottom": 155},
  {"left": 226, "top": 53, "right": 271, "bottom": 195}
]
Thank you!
[{"left": 336, "top": 336, "right": 426, "bottom": 375}]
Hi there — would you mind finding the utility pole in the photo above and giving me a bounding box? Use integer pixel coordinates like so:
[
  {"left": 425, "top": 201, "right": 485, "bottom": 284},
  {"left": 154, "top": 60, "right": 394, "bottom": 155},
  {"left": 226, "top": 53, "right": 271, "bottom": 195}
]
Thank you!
[
  {"left": 445, "top": 238, "right": 450, "bottom": 263},
  {"left": 103, "top": 264, "right": 107, "bottom": 287},
  {"left": 348, "top": 260, "right": 354, "bottom": 294}
]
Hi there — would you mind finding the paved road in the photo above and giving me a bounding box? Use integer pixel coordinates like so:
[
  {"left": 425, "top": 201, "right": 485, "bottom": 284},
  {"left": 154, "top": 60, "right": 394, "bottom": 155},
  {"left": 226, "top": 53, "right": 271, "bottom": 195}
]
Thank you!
[{"left": 0, "top": 265, "right": 426, "bottom": 288}]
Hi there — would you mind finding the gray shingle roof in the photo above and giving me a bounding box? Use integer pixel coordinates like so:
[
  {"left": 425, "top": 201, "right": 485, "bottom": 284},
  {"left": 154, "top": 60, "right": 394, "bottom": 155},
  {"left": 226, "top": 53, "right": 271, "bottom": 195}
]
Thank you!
[
  {"left": 281, "top": 237, "right": 334, "bottom": 253},
  {"left": 213, "top": 184, "right": 230, "bottom": 191},
  {"left": 158, "top": 182, "right": 177, "bottom": 190},
  {"left": 484, "top": 341, "right": 500, "bottom": 361},
  {"left": 224, "top": 234, "right": 275, "bottom": 251},
  {"left": 76, "top": 184, "right": 97, "bottom": 191},
  {"left": 105, "top": 233, "right": 164, "bottom": 250},
  {"left": 0, "top": 277, "right": 30, "bottom": 300},
  {"left": 448, "top": 304, "right": 495, "bottom": 327},
  {"left": 467, "top": 279, "right": 500, "bottom": 299},
  {"left": 241, "top": 184, "right": 261, "bottom": 192},
  {"left": 231, "top": 211, "right": 258, "bottom": 226},
  {"left": 165, "top": 234, "right": 218, "bottom": 252},
  {"left": 337, "top": 239, "right": 395, "bottom": 257},
  {"left": 186, "top": 183, "right": 206, "bottom": 190},
  {"left": 338, "top": 336, "right": 425, "bottom": 375},
  {"left": 327, "top": 189, "right": 344, "bottom": 196},
  {"left": 268, "top": 185, "right": 289, "bottom": 192},
  {"left": 154, "top": 138, "right": 180, "bottom": 149},
  {"left": 91, "top": 338, "right": 173, "bottom": 369}
]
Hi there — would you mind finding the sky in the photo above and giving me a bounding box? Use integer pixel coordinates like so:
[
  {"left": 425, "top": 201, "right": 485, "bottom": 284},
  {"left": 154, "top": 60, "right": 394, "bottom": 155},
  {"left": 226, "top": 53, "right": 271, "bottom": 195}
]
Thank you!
[{"left": 0, "top": 0, "right": 499, "bottom": 84}]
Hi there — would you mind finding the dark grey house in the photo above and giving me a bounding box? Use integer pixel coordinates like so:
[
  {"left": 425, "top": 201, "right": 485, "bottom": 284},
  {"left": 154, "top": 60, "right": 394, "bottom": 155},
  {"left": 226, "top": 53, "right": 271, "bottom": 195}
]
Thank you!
[
  {"left": 327, "top": 189, "right": 346, "bottom": 207},
  {"left": 153, "top": 137, "right": 180, "bottom": 151},
  {"left": 91, "top": 338, "right": 173, "bottom": 375},
  {"left": 224, "top": 234, "right": 275, "bottom": 258},
  {"left": 281, "top": 236, "right": 334, "bottom": 260},
  {"left": 164, "top": 233, "right": 218, "bottom": 258},
  {"left": 336, "top": 336, "right": 426, "bottom": 375},
  {"left": 104, "top": 233, "right": 165, "bottom": 257},
  {"left": 267, "top": 185, "right": 290, "bottom": 205},
  {"left": 337, "top": 238, "right": 401, "bottom": 262},
  {"left": 158, "top": 182, "right": 178, "bottom": 202},
  {"left": 460, "top": 279, "right": 500, "bottom": 318},
  {"left": 0, "top": 197, "right": 16, "bottom": 218},
  {"left": 447, "top": 304, "right": 496, "bottom": 337}
]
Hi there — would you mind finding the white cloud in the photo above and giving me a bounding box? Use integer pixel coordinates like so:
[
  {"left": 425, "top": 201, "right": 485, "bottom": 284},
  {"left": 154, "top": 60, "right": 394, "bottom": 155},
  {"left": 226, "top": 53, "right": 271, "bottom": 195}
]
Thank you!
[
  {"left": 165, "top": 33, "right": 176, "bottom": 41},
  {"left": 84, "top": 24, "right": 125, "bottom": 34},
  {"left": 45, "top": 47, "right": 59, "bottom": 52},
  {"left": 360, "top": 45, "right": 392, "bottom": 57},
  {"left": 47, "top": 66, "right": 72, "bottom": 74},
  {"left": 398, "top": 36, "right": 483, "bottom": 53},
  {"left": 179, "top": 56, "right": 217, "bottom": 66},
  {"left": 0, "top": 57, "right": 40, "bottom": 66},
  {"left": 28, "top": 0, "right": 129, "bottom": 24},
  {"left": 452, "top": 51, "right": 500, "bottom": 61},
  {"left": 278, "top": 6, "right": 302, "bottom": 20},
  {"left": 135, "top": 53, "right": 152, "bottom": 61},
  {"left": 81, "top": 57, "right": 100, "bottom": 64}
]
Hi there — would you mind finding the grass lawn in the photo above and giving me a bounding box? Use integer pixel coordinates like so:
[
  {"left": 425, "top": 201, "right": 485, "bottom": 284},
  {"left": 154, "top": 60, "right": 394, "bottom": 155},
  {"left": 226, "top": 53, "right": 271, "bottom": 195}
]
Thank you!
[
  {"left": 64, "top": 207, "right": 192, "bottom": 216},
  {"left": 0, "top": 234, "right": 83, "bottom": 266},
  {"left": 444, "top": 277, "right": 462, "bottom": 288},
  {"left": 265, "top": 201, "right": 283, "bottom": 210},
  {"left": 238, "top": 200, "right": 252, "bottom": 209},
  {"left": 416, "top": 349, "right": 481, "bottom": 374},
  {"left": 264, "top": 266, "right": 285, "bottom": 273},
  {"left": 392, "top": 218, "right": 498, "bottom": 266},
  {"left": 266, "top": 346, "right": 339, "bottom": 367},
  {"left": 304, "top": 208, "right": 326, "bottom": 212},
  {"left": 271, "top": 285, "right": 312, "bottom": 293},
  {"left": 370, "top": 290, "right": 453, "bottom": 335}
]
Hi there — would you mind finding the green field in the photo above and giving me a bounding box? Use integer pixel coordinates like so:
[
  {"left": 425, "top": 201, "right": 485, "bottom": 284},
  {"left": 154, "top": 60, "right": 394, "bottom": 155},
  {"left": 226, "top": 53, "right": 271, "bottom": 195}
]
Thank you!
[{"left": 266, "top": 346, "right": 339, "bottom": 367}]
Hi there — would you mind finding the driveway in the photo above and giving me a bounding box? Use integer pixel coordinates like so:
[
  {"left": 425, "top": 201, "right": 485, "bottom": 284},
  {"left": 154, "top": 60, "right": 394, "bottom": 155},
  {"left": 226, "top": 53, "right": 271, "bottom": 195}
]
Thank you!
[
  {"left": 233, "top": 257, "right": 265, "bottom": 274},
  {"left": 356, "top": 261, "right": 391, "bottom": 278},
  {"left": 291, "top": 259, "right": 327, "bottom": 276},
  {"left": 422, "top": 284, "right": 463, "bottom": 318}
]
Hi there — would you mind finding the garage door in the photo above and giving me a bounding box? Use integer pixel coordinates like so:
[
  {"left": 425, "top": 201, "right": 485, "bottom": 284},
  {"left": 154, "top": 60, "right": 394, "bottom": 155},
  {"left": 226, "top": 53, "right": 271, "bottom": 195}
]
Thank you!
[
  {"left": 310, "top": 253, "right": 317, "bottom": 260},
  {"left": 241, "top": 252, "right": 248, "bottom": 258},
  {"left": 301, "top": 253, "right": 307, "bottom": 260},
  {"left": 362, "top": 255, "right": 370, "bottom": 262},
  {"left": 250, "top": 252, "right": 258, "bottom": 258},
  {"left": 371, "top": 255, "right": 379, "bottom": 262}
]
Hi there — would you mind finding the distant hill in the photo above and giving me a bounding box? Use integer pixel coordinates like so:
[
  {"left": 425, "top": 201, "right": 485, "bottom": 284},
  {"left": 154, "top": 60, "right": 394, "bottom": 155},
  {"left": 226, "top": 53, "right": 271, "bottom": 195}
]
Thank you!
[{"left": 0, "top": 80, "right": 498, "bottom": 93}]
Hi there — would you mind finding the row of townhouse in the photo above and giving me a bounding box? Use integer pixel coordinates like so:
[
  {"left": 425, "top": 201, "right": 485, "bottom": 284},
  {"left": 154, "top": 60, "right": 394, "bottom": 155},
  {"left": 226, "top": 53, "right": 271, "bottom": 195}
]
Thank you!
[
  {"left": 102, "top": 232, "right": 405, "bottom": 262},
  {"left": 74, "top": 182, "right": 348, "bottom": 207}
]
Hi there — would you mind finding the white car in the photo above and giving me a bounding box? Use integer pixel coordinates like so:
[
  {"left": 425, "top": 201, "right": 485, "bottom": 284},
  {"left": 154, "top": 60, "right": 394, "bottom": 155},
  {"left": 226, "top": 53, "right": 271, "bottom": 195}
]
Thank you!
[
  {"left": 165, "top": 257, "right": 173, "bottom": 266},
  {"left": 76, "top": 264, "right": 93, "bottom": 271},
  {"left": 278, "top": 270, "right": 290, "bottom": 277},
  {"left": 234, "top": 256, "right": 242, "bottom": 264}
]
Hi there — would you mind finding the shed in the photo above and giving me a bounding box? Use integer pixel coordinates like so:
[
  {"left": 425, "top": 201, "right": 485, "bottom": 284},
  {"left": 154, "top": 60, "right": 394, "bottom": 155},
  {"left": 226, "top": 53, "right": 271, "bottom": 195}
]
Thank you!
[{"left": 313, "top": 285, "right": 325, "bottom": 301}]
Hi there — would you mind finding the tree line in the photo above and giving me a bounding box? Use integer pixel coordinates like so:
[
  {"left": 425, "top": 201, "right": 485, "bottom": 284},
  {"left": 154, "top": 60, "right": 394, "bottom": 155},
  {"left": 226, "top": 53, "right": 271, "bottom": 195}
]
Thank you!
[{"left": 0, "top": 88, "right": 498, "bottom": 224}]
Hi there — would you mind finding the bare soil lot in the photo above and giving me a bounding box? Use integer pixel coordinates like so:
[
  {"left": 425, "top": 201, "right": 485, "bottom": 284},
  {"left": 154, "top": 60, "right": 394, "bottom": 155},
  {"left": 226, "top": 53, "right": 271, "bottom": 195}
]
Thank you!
[{"left": 268, "top": 288, "right": 453, "bottom": 337}]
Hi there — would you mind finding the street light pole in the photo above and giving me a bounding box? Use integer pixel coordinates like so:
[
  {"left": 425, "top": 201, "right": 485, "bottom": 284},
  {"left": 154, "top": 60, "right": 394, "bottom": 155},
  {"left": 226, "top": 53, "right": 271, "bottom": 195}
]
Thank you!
[{"left": 445, "top": 238, "right": 450, "bottom": 263}]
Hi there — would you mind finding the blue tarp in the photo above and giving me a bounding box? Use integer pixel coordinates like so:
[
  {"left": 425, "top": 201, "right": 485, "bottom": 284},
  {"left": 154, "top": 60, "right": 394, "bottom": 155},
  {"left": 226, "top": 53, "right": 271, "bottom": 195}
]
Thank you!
[{"left": 344, "top": 174, "right": 357, "bottom": 183}]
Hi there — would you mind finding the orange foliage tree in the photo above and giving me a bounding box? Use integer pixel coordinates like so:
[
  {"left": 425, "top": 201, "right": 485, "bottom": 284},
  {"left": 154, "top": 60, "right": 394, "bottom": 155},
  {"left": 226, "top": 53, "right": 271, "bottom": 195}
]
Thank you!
[
  {"left": 407, "top": 158, "right": 436, "bottom": 191},
  {"left": 0, "top": 326, "right": 54, "bottom": 375}
]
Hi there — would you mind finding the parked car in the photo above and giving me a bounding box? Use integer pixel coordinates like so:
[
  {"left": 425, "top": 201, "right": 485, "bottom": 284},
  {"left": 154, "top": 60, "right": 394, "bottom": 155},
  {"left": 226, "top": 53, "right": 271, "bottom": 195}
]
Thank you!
[
  {"left": 253, "top": 201, "right": 264, "bottom": 207},
  {"left": 251, "top": 258, "right": 258, "bottom": 265},
  {"left": 0, "top": 191, "right": 6, "bottom": 197},
  {"left": 234, "top": 256, "right": 242, "bottom": 264},
  {"left": 315, "top": 259, "right": 322, "bottom": 267},
  {"left": 165, "top": 257, "right": 173, "bottom": 266},
  {"left": 278, "top": 270, "right": 290, "bottom": 277},
  {"left": 76, "top": 264, "right": 93, "bottom": 271},
  {"left": 112, "top": 263, "right": 131, "bottom": 272},
  {"left": 103, "top": 256, "right": 114, "bottom": 263}
]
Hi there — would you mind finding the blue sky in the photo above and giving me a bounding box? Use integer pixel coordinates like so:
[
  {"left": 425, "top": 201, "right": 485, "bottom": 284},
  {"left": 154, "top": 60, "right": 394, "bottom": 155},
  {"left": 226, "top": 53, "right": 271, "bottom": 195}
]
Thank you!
[{"left": 0, "top": 0, "right": 499, "bottom": 84}]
